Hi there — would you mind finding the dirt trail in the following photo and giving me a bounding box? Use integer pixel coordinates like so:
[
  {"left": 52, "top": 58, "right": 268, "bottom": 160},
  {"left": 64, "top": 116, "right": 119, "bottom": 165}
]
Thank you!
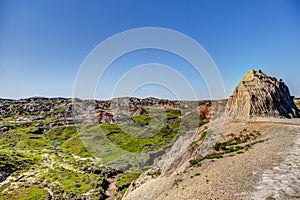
[
  {"left": 105, "top": 177, "right": 118, "bottom": 200},
  {"left": 251, "top": 136, "right": 300, "bottom": 199}
]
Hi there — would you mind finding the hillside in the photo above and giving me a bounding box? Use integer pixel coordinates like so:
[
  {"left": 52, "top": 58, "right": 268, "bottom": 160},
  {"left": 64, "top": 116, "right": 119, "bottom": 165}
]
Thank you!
[
  {"left": 0, "top": 97, "right": 216, "bottom": 199},
  {"left": 123, "top": 120, "right": 300, "bottom": 199},
  {"left": 123, "top": 70, "right": 300, "bottom": 199}
]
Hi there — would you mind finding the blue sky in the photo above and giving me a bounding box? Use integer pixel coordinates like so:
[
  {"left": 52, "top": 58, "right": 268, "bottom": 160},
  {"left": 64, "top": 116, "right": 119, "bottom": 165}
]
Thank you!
[{"left": 0, "top": 0, "right": 300, "bottom": 100}]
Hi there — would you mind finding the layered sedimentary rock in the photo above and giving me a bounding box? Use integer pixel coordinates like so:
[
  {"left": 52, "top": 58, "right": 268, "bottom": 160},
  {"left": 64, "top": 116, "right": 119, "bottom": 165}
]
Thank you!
[{"left": 226, "top": 69, "right": 299, "bottom": 120}]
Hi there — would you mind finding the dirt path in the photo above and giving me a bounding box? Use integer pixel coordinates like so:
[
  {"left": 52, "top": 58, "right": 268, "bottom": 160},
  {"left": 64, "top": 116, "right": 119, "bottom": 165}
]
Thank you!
[
  {"left": 105, "top": 177, "right": 118, "bottom": 200},
  {"left": 251, "top": 136, "right": 300, "bottom": 199}
]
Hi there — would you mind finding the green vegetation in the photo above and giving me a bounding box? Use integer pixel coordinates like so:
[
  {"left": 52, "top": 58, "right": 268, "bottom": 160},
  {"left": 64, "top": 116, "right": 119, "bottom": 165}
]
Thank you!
[
  {"left": 0, "top": 150, "right": 40, "bottom": 173},
  {"left": 189, "top": 129, "right": 264, "bottom": 168},
  {"left": 102, "top": 123, "right": 178, "bottom": 153},
  {"left": 60, "top": 135, "right": 92, "bottom": 157},
  {"left": 181, "top": 111, "right": 205, "bottom": 131},
  {"left": 0, "top": 186, "right": 48, "bottom": 200},
  {"left": 48, "top": 108, "right": 64, "bottom": 115},
  {"left": 200, "top": 130, "right": 208, "bottom": 141},
  {"left": 99, "top": 109, "right": 182, "bottom": 154},
  {"left": 14, "top": 136, "right": 51, "bottom": 149},
  {"left": 188, "top": 129, "right": 211, "bottom": 152},
  {"left": 0, "top": 147, "right": 109, "bottom": 199},
  {"left": 228, "top": 129, "right": 261, "bottom": 145},
  {"left": 189, "top": 141, "right": 199, "bottom": 152},
  {"left": 205, "top": 152, "right": 223, "bottom": 159},
  {"left": 40, "top": 167, "right": 101, "bottom": 195},
  {"left": 116, "top": 172, "right": 141, "bottom": 194},
  {"left": 166, "top": 109, "right": 181, "bottom": 119},
  {"left": 213, "top": 141, "right": 228, "bottom": 151},
  {"left": 147, "top": 170, "right": 161, "bottom": 178},
  {"left": 189, "top": 157, "right": 203, "bottom": 167},
  {"left": 131, "top": 114, "right": 150, "bottom": 126},
  {"left": 0, "top": 131, "right": 27, "bottom": 148},
  {"left": 44, "top": 126, "right": 92, "bottom": 157},
  {"left": 189, "top": 151, "right": 223, "bottom": 167},
  {"left": 45, "top": 126, "right": 76, "bottom": 143},
  {"left": 0, "top": 106, "right": 210, "bottom": 199},
  {"left": 214, "top": 129, "right": 261, "bottom": 152}
]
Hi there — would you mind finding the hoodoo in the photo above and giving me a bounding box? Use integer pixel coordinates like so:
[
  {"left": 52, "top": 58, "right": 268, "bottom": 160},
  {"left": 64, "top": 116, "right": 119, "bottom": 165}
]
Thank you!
[{"left": 226, "top": 69, "right": 299, "bottom": 120}]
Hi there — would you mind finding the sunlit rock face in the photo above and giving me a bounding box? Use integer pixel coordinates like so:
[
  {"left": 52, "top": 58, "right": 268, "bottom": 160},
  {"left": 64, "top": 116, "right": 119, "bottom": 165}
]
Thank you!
[{"left": 226, "top": 69, "right": 299, "bottom": 121}]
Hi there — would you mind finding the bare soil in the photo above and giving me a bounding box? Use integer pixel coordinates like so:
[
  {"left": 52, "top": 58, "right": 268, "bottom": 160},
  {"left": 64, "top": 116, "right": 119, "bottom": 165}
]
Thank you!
[{"left": 124, "top": 119, "right": 300, "bottom": 200}]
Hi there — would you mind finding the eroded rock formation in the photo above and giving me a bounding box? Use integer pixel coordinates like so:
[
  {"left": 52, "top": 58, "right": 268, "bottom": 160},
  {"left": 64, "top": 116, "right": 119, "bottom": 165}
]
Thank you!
[{"left": 226, "top": 69, "right": 299, "bottom": 120}]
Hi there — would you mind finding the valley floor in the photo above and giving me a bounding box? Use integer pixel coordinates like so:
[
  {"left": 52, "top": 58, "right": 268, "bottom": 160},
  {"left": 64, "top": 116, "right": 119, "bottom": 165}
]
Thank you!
[{"left": 124, "top": 119, "right": 300, "bottom": 200}]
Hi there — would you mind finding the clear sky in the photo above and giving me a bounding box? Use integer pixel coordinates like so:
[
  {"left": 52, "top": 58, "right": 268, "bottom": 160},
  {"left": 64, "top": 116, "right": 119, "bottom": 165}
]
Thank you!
[{"left": 1, "top": 0, "right": 300, "bottom": 100}]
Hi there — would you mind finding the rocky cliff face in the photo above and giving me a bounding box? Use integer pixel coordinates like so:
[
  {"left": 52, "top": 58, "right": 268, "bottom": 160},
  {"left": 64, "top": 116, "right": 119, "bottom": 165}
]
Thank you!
[
  {"left": 295, "top": 98, "right": 300, "bottom": 109},
  {"left": 226, "top": 70, "right": 299, "bottom": 120}
]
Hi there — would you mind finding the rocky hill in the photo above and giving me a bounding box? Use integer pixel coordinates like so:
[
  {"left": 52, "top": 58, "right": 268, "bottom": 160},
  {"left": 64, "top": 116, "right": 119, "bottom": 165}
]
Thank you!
[
  {"left": 226, "top": 69, "right": 299, "bottom": 120},
  {"left": 123, "top": 70, "right": 300, "bottom": 200}
]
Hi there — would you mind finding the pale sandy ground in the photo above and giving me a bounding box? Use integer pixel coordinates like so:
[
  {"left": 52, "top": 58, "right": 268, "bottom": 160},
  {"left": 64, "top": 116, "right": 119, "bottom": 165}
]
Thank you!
[{"left": 124, "top": 119, "right": 300, "bottom": 200}]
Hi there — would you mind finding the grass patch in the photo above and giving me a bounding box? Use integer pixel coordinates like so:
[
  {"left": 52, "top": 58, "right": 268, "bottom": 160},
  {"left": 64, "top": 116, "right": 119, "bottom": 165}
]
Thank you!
[
  {"left": 189, "top": 157, "right": 203, "bottom": 167},
  {"left": 166, "top": 109, "right": 181, "bottom": 119},
  {"left": 101, "top": 123, "right": 179, "bottom": 153},
  {"left": 116, "top": 172, "right": 141, "bottom": 194},
  {"left": 131, "top": 114, "right": 150, "bottom": 126},
  {"left": 14, "top": 136, "right": 51, "bottom": 149},
  {"left": 0, "top": 186, "right": 47, "bottom": 200},
  {"left": 45, "top": 126, "right": 77, "bottom": 143},
  {"left": 213, "top": 141, "right": 228, "bottom": 151},
  {"left": 60, "top": 135, "right": 92, "bottom": 157},
  {"left": 189, "top": 141, "right": 199, "bottom": 152},
  {"left": 205, "top": 152, "right": 223, "bottom": 159},
  {"left": 40, "top": 167, "right": 100, "bottom": 196},
  {"left": 99, "top": 110, "right": 181, "bottom": 154},
  {"left": 48, "top": 108, "right": 64, "bottom": 115},
  {"left": 200, "top": 130, "right": 208, "bottom": 141},
  {"left": 0, "top": 132, "right": 27, "bottom": 147},
  {"left": 0, "top": 150, "right": 40, "bottom": 173}
]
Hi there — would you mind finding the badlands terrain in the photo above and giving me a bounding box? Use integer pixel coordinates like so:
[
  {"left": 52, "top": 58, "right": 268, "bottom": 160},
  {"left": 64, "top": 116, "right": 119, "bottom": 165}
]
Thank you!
[{"left": 0, "top": 70, "right": 299, "bottom": 200}]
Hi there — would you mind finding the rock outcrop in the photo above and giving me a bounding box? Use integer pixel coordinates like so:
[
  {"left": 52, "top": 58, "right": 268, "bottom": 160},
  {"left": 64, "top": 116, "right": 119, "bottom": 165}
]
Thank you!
[
  {"left": 226, "top": 69, "right": 299, "bottom": 120},
  {"left": 0, "top": 97, "right": 209, "bottom": 133},
  {"left": 295, "top": 98, "right": 300, "bottom": 109}
]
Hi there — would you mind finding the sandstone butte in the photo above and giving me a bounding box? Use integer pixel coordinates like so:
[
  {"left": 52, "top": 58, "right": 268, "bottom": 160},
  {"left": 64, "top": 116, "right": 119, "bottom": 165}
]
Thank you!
[{"left": 226, "top": 69, "right": 299, "bottom": 120}]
